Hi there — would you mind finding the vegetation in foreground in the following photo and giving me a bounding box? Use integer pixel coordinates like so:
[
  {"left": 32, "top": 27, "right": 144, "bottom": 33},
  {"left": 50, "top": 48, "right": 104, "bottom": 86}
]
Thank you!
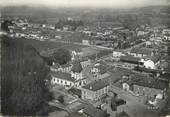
[{"left": 1, "top": 36, "right": 54, "bottom": 116}]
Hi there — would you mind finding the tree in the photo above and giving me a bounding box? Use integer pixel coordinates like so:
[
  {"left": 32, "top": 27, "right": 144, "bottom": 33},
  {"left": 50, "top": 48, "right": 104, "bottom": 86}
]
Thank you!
[
  {"left": 52, "top": 48, "right": 71, "bottom": 65},
  {"left": 58, "top": 95, "right": 64, "bottom": 104},
  {"left": 71, "top": 61, "right": 83, "bottom": 73},
  {"left": 1, "top": 36, "right": 53, "bottom": 116},
  {"left": 41, "top": 56, "right": 53, "bottom": 66}
]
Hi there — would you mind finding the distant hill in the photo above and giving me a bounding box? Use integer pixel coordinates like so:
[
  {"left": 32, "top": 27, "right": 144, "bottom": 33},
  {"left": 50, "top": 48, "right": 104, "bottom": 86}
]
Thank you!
[
  {"left": 1, "top": 5, "right": 170, "bottom": 18},
  {"left": 1, "top": 5, "right": 170, "bottom": 25}
]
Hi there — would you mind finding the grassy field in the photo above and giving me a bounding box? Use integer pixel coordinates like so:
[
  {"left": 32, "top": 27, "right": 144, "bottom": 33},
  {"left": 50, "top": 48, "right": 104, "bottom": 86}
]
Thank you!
[
  {"left": 16, "top": 38, "right": 87, "bottom": 52},
  {"left": 13, "top": 37, "right": 112, "bottom": 59}
]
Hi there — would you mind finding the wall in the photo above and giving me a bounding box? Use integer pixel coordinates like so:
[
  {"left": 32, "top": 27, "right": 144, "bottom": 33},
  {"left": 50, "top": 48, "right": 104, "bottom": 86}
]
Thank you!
[
  {"left": 81, "top": 89, "right": 95, "bottom": 100},
  {"left": 50, "top": 66, "right": 72, "bottom": 73},
  {"left": 51, "top": 76, "right": 74, "bottom": 87},
  {"left": 81, "top": 86, "right": 109, "bottom": 101}
]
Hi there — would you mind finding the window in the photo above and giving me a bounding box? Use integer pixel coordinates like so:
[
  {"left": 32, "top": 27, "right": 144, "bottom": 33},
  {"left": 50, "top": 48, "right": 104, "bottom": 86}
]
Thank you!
[
  {"left": 65, "top": 81, "right": 67, "bottom": 85},
  {"left": 57, "top": 79, "right": 59, "bottom": 82},
  {"left": 61, "top": 80, "right": 63, "bottom": 83}
]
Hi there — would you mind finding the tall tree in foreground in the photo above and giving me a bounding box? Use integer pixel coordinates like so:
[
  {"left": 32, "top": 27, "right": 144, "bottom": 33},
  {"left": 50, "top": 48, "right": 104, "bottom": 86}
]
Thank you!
[{"left": 1, "top": 36, "right": 53, "bottom": 116}]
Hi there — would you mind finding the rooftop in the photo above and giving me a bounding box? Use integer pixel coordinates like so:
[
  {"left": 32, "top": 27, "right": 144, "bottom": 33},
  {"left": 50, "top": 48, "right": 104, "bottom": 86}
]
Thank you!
[
  {"left": 94, "top": 60, "right": 110, "bottom": 74},
  {"left": 82, "top": 78, "right": 109, "bottom": 91},
  {"left": 120, "top": 55, "right": 141, "bottom": 64},
  {"left": 108, "top": 67, "right": 133, "bottom": 83},
  {"left": 131, "top": 47, "right": 153, "bottom": 56},
  {"left": 51, "top": 71, "right": 75, "bottom": 82},
  {"left": 134, "top": 66, "right": 162, "bottom": 74},
  {"left": 127, "top": 73, "right": 168, "bottom": 90},
  {"left": 83, "top": 105, "right": 108, "bottom": 117}
]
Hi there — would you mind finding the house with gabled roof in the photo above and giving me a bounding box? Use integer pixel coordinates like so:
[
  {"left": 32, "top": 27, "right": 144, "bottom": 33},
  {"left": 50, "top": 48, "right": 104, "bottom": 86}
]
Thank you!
[
  {"left": 140, "top": 55, "right": 161, "bottom": 69},
  {"left": 71, "top": 60, "right": 86, "bottom": 87},
  {"left": 119, "top": 55, "right": 142, "bottom": 69},
  {"left": 51, "top": 71, "right": 76, "bottom": 88},
  {"left": 91, "top": 60, "right": 110, "bottom": 80},
  {"left": 129, "top": 47, "right": 155, "bottom": 58},
  {"left": 81, "top": 78, "right": 109, "bottom": 101}
]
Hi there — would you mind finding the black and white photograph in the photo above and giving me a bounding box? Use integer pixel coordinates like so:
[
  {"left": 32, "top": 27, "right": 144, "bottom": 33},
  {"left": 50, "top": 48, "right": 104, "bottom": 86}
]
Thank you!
[{"left": 0, "top": 0, "right": 170, "bottom": 116}]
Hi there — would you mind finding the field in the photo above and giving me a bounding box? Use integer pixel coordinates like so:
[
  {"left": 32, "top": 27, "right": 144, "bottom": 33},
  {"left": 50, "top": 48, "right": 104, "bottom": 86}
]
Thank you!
[
  {"left": 16, "top": 38, "right": 87, "bottom": 52},
  {"left": 14, "top": 38, "right": 107, "bottom": 58}
]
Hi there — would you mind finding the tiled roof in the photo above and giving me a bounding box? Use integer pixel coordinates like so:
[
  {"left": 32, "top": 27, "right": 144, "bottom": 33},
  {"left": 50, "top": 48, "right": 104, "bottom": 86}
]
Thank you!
[
  {"left": 83, "top": 105, "right": 108, "bottom": 117},
  {"left": 120, "top": 55, "right": 141, "bottom": 64},
  {"left": 94, "top": 60, "right": 109, "bottom": 74},
  {"left": 127, "top": 73, "right": 168, "bottom": 90},
  {"left": 51, "top": 71, "right": 75, "bottom": 82},
  {"left": 110, "top": 67, "right": 168, "bottom": 90},
  {"left": 82, "top": 78, "right": 109, "bottom": 91},
  {"left": 134, "top": 67, "right": 162, "bottom": 73}
]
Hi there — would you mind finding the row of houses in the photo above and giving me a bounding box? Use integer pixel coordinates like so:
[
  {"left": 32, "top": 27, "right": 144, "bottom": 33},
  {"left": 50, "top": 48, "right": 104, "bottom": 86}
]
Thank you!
[
  {"left": 80, "top": 67, "right": 169, "bottom": 103},
  {"left": 50, "top": 59, "right": 92, "bottom": 88},
  {"left": 112, "top": 45, "right": 161, "bottom": 70}
]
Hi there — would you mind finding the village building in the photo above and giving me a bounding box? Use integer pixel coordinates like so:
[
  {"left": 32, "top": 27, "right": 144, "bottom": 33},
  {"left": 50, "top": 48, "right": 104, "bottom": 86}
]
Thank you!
[
  {"left": 139, "top": 55, "right": 161, "bottom": 69},
  {"left": 157, "top": 72, "right": 170, "bottom": 87},
  {"left": 122, "top": 73, "right": 168, "bottom": 103},
  {"left": 81, "top": 78, "right": 109, "bottom": 101},
  {"left": 119, "top": 53, "right": 161, "bottom": 69},
  {"left": 71, "top": 60, "right": 86, "bottom": 87},
  {"left": 129, "top": 47, "right": 156, "bottom": 57},
  {"left": 91, "top": 61, "right": 110, "bottom": 80},
  {"left": 80, "top": 59, "right": 91, "bottom": 68},
  {"left": 112, "top": 50, "right": 125, "bottom": 59},
  {"left": 119, "top": 55, "right": 141, "bottom": 69},
  {"left": 82, "top": 39, "right": 90, "bottom": 45},
  {"left": 51, "top": 71, "right": 76, "bottom": 88}
]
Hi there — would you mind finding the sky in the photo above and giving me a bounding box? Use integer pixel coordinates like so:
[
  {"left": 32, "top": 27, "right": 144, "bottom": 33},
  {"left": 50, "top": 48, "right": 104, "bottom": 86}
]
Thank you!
[{"left": 0, "top": 0, "right": 169, "bottom": 8}]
